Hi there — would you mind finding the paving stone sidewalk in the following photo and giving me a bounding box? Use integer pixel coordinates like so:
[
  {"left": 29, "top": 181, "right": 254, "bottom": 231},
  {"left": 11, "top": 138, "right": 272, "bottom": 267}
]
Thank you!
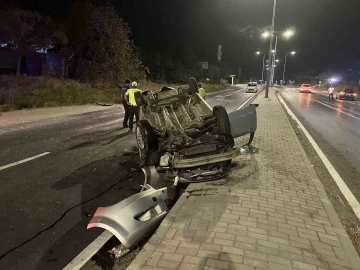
[{"left": 127, "top": 92, "right": 360, "bottom": 270}]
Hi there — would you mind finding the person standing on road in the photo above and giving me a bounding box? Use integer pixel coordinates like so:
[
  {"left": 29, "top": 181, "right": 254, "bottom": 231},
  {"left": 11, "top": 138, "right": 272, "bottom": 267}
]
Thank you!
[
  {"left": 198, "top": 83, "right": 206, "bottom": 99},
  {"left": 125, "top": 81, "right": 142, "bottom": 132},
  {"left": 328, "top": 85, "right": 335, "bottom": 101},
  {"left": 120, "top": 79, "right": 131, "bottom": 128}
]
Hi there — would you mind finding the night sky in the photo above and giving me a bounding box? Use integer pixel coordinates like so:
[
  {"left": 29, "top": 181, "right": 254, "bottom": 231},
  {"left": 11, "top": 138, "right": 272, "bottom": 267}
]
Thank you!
[{"left": 14, "top": 0, "right": 360, "bottom": 79}]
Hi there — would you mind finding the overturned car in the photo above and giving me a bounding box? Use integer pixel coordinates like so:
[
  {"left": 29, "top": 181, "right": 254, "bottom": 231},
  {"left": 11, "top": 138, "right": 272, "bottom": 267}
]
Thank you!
[
  {"left": 134, "top": 78, "right": 258, "bottom": 183},
  {"left": 87, "top": 78, "right": 259, "bottom": 259}
]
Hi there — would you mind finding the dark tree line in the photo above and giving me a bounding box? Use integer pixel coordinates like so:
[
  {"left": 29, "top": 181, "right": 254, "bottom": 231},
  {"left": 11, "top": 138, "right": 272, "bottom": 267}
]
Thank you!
[{"left": 0, "top": 0, "right": 232, "bottom": 84}]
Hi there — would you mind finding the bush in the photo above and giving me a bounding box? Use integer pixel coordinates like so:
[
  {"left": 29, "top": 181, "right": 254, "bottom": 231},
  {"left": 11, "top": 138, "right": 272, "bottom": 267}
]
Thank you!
[
  {"left": 203, "top": 83, "right": 229, "bottom": 93},
  {"left": 0, "top": 75, "right": 119, "bottom": 111},
  {"left": 0, "top": 75, "right": 230, "bottom": 112}
]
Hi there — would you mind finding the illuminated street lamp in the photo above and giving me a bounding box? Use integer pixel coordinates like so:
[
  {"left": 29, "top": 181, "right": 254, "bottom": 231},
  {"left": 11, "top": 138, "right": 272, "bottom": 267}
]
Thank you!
[
  {"left": 283, "top": 29, "right": 295, "bottom": 39},
  {"left": 275, "top": 59, "right": 280, "bottom": 62},
  {"left": 256, "top": 51, "right": 266, "bottom": 84},
  {"left": 262, "top": 28, "right": 296, "bottom": 87},
  {"left": 282, "top": 51, "right": 296, "bottom": 82},
  {"left": 262, "top": 31, "right": 271, "bottom": 39}
]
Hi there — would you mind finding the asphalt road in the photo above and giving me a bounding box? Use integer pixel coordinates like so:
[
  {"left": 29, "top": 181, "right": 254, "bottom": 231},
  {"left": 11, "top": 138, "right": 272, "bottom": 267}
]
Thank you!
[
  {"left": 0, "top": 85, "right": 254, "bottom": 270},
  {"left": 280, "top": 88, "right": 360, "bottom": 204}
]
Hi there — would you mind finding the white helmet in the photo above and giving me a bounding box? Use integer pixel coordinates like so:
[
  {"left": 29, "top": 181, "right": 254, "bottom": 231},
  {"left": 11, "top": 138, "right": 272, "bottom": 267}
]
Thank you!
[{"left": 131, "top": 81, "right": 138, "bottom": 87}]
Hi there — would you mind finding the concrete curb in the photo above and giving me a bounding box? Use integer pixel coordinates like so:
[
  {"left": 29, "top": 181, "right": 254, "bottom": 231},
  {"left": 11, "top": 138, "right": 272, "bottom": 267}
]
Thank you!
[{"left": 275, "top": 90, "right": 360, "bottom": 269}]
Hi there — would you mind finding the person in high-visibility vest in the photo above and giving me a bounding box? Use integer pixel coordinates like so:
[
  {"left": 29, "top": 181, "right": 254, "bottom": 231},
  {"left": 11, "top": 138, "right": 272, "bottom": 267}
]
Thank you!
[
  {"left": 120, "top": 79, "right": 131, "bottom": 128},
  {"left": 125, "top": 81, "right": 142, "bottom": 132},
  {"left": 198, "top": 83, "right": 206, "bottom": 99}
]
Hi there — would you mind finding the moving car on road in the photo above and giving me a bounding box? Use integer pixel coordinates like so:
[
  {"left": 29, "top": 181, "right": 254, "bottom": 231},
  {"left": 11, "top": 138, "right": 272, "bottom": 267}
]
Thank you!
[
  {"left": 299, "top": 84, "right": 312, "bottom": 93},
  {"left": 336, "top": 88, "right": 357, "bottom": 101},
  {"left": 246, "top": 82, "right": 258, "bottom": 93}
]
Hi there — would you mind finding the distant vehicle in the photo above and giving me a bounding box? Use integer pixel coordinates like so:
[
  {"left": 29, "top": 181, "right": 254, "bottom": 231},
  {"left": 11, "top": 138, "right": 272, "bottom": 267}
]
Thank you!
[
  {"left": 336, "top": 89, "right": 357, "bottom": 101},
  {"left": 246, "top": 82, "right": 258, "bottom": 93},
  {"left": 299, "top": 84, "right": 312, "bottom": 93}
]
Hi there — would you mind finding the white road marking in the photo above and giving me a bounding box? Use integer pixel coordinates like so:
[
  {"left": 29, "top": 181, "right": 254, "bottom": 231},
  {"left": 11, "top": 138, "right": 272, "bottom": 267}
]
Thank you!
[
  {"left": 236, "top": 92, "right": 258, "bottom": 110},
  {"left": 62, "top": 231, "right": 112, "bottom": 270},
  {"left": 0, "top": 152, "right": 51, "bottom": 171},
  {"left": 278, "top": 93, "right": 360, "bottom": 220},
  {"left": 320, "top": 100, "right": 360, "bottom": 116},
  {"left": 215, "top": 90, "right": 242, "bottom": 98},
  {"left": 313, "top": 100, "right": 360, "bottom": 120}
]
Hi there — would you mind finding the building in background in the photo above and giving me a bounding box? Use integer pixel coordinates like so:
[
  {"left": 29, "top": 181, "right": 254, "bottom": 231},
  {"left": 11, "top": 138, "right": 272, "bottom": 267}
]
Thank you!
[{"left": 0, "top": 50, "right": 68, "bottom": 77}]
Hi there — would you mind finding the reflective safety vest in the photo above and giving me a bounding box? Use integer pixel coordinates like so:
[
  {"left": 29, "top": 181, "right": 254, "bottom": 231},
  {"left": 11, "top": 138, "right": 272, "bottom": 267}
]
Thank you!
[
  {"left": 198, "top": 87, "right": 206, "bottom": 99},
  {"left": 125, "top": 88, "right": 142, "bottom": 106}
]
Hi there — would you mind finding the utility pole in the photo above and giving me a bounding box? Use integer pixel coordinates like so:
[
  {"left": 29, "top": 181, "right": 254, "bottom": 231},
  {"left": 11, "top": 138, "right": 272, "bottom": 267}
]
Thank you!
[
  {"left": 283, "top": 53, "right": 288, "bottom": 83},
  {"left": 265, "top": 0, "right": 277, "bottom": 98},
  {"left": 271, "top": 36, "right": 278, "bottom": 86},
  {"left": 283, "top": 51, "right": 296, "bottom": 83},
  {"left": 261, "top": 53, "right": 265, "bottom": 84}
]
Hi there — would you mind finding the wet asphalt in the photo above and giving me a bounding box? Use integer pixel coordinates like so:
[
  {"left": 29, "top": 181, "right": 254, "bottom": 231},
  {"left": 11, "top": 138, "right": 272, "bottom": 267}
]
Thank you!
[
  {"left": 280, "top": 88, "right": 360, "bottom": 203},
  {"left": 0, "top": 85, "right": 252, "bottom": 270}
]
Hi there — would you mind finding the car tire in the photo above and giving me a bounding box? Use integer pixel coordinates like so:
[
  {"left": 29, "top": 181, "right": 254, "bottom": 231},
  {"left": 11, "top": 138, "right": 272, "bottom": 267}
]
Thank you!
[
  {"left": 188, "top": 77, "right": 198, "bottom": 95},
  {"left": 134, "top": 91, "right": 145, "bottom": 106},
  {"left": 136, "top": 120, "right": 158, "bottom": 155}
]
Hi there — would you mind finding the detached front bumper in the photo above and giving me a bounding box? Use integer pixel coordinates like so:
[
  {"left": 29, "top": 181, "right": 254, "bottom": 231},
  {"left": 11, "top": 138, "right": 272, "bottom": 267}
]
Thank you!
[{"left": 87, "top": 184, "right": 169, "bottom": 249}]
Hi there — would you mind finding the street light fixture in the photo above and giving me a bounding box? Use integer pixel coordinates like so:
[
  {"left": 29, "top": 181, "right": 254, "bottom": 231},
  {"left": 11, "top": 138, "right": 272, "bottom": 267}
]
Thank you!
[
  {"left": 282, "top": 51, "right": 296, "bottom": 82},
  {"left": 283, "top": 29, "right": 295, "bottom": 39},
  {"left": 262, "top": 27, "right": 296, "bottom": 88},
  {"left": 262, "top": 31, "right": 271, "bottom": 39}
]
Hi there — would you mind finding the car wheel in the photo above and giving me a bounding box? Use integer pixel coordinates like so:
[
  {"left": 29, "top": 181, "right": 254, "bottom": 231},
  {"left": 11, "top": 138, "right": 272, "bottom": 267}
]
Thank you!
[
  {"left": 187, "top": 77, "right": 198, "bottom": 95},
  {"left": 134, "top": 91, "right": 145, "bottom": 106},
  {"left": 213, "top": 105, "right": 234, "bottom": 147},
  {"left": 136, "top": 120, "right": 158, "bottom": 155}
]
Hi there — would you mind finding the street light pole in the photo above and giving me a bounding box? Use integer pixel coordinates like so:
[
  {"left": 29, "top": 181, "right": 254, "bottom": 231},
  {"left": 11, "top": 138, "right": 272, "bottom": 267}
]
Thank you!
[
  {"left": 271, "top": 36, "right": 278, "bottom": 86},
  {"left": 262, "top": 53, "right": 265, "bottom": 84},
  {"left": 282, "top": 51, "right": 295, "bottom": 83},
  {"left": 265, "top": 0, "right": 277, "bottom": 98},
  {"left": 283, "top": 53, "right": 288, "bottom": 82}
]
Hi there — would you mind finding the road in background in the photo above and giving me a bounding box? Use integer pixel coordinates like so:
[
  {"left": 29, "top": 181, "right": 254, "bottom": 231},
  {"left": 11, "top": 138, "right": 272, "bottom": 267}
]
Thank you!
[
  {"left": 0, "top": 85, "right": 255, "bottom": 270},
  {"left": 280, "top": 87, "right": 360, "bottom": 203}
]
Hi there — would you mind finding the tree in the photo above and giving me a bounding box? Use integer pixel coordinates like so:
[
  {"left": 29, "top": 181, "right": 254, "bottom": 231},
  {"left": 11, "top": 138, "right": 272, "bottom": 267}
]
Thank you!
[
  {"left": 63, "top": 2, "right": 143, "bottom": 84},
  {"left": 205, "top": 64, "right": 221, "bottom": 82},
  {"left": 0, "top": 9, "right": 67, "bottom": 75},
  {"left": 219, "top": 62, "right": 233, "bottom": 78}
]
